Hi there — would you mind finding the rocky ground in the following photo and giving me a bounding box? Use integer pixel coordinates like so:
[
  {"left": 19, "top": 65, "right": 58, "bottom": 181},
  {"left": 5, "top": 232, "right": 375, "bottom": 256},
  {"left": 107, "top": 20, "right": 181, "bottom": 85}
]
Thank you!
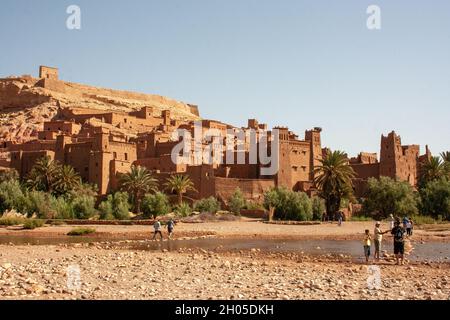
[{"left": 0, "top": 243, "right": 449, "bottom": 300}]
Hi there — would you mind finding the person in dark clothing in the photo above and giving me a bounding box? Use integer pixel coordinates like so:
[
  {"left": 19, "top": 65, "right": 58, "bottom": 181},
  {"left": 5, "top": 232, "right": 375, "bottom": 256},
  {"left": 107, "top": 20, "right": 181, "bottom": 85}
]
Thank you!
[
  {"left": 167, "top": 219, "right": 175, "bottom": 239},
  {"left": 391, "top": 219, "right": 406, "bottom": 265}
]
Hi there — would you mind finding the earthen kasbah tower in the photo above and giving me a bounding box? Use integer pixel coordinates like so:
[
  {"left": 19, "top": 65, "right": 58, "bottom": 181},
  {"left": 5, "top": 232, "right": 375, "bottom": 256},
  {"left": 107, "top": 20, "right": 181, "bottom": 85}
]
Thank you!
[{"left": 0, "top": 66, "right": 431, "bottom": 204}]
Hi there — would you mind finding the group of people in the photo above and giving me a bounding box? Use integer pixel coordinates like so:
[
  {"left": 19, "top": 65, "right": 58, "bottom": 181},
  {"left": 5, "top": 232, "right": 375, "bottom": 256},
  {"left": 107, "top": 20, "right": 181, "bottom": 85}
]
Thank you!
[
  {"left": 152, "top": 219, "right": 176, "bottom": 241},
  {"left": 363, "top": 216, "right": 414, "bottom": 265}
]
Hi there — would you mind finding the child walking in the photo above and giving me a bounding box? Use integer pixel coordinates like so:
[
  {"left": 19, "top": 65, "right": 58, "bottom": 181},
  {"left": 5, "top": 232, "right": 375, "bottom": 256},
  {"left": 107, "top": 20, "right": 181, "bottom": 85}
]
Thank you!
[{"left": 363, "top": 229, "right": 372, "bottom": 263}]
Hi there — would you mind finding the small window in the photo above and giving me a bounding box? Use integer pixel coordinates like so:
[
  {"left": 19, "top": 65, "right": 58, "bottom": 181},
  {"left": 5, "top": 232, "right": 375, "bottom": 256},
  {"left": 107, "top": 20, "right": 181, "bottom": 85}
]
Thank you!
[
  {"left": 113, "top": 152, "right": 117, "bottom": 159},
  {"left": 125, "top": 153, "right": 128, "bottom": 161}
]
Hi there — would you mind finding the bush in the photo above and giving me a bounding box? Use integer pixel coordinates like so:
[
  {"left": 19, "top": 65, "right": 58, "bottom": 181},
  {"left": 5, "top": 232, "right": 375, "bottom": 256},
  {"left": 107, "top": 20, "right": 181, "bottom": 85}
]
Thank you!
[
  {"left": 0, "top": 216, "right": 27, "bottom": 226},
  {"left": 419, "top": 177, "right": 450, "bottom": 220},
  {"left": 25, "top": 190, "right": 54, "bottom": 219},
  {"left": 174, "top": 202, "right": 193, "bottom": 217},
  {"left": 228, "top": 188, "right": 246, "bottom": 214},
  {"left": 49, "top": 196, "right": 74, "bottom": 219},
  {"left": 312, "top": 197, "right": 326, "bottom": 221},
  {"left": 194, "top": 197, "right": 221, "bottom": 214},
  {"left": 67, "top": 227, "right": 96, "bottom": 236},
  {"left": 244, "top": 201, "right": 264, "bottom": 211},
  {"left": 142, "top": 192, "right": 171, "bottom": 218},
  {"left": 0, "top": 179, "right": 26, "bottom": 213},
  {"left": 23, "top": 219, "right": 45, "bottom": 230},
  {"left": 71, "top": 195, "right": 97, "bottom": 219},
  {"left": 266, "top": 187, "right": 312, "bottom": 221},
  {"left": 362, "top": 177, "right": 418, "bottom": 219},
  {"left": 99, "top": 192, "right": 130, "bottom": 220},
  {"left": 410, "top": 214, "right": 439, "bottom": 225}
]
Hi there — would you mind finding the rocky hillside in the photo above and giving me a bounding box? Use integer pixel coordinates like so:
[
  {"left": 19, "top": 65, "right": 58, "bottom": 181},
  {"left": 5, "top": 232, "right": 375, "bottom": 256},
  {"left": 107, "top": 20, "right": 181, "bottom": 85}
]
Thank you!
[{"left": 0, "top": 75, "right": 200, "bottom": 143}]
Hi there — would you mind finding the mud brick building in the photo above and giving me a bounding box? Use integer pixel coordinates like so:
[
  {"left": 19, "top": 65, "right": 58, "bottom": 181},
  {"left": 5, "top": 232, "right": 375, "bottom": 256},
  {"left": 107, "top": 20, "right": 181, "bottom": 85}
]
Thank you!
[{"left": 0, "top": 66, "right": 434, "bottom": 205}]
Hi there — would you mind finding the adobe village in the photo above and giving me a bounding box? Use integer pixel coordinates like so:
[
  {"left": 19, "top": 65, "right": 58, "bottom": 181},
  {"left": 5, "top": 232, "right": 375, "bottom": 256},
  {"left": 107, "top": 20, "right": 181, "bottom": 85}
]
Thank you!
[{"left": 0, "top": 67, "right": 449, "bottom": 300}]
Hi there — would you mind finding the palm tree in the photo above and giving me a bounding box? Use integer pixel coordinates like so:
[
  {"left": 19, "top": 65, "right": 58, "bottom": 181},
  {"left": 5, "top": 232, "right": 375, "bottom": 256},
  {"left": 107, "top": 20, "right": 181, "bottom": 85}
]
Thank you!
[
  {"left": 441, "top": 151, "right": 450, "bottom": 163},
  {"left": 54, "top": 165, "right": 81, "bottom": 196},
  {"left": 441, "top": 151, "right": 450, "bottom": 177},
  {"left": 313, "top": 150, "right": 356, "bottom": 219},
  {"left": 26, "top": 156, "right": 60, "bottom": 194},
  {"left": 164, "top": 174, "right": 196, "bottom": 205},
  {"left": 419, "top": 156, "right": 445, "bottom": 187},
  {"left": 119, "top": 165, "right": 158, "bottom": 213}
]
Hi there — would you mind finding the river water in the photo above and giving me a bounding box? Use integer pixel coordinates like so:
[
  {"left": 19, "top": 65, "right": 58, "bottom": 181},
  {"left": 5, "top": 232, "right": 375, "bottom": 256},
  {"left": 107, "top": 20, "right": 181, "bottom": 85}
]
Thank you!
[{"left": 0, "top": 235, "right": 448, "bottom": 263}]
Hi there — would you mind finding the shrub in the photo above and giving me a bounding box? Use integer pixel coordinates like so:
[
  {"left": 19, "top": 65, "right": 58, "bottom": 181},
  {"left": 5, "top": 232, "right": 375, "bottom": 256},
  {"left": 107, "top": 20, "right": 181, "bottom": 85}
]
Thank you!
[
  {"left": 362, "top": 177, "right": 418, "bottom": 219},
  {"left": 267, "top": 187, "right": 312, "bottom": 221},
  {"left": 174, "top": 202, "right": 193, "bottom": 217},
  {"left": 194, "top": 197, "right": 221, "bottom": 214},
  {"left": 67, "top": 227, "right": 96, "bottom": 236},
  {"left": 410, "top": 214, "right": 439, "bottom": 225},
  {"left": 71, "top": 195, "right": 97, "bottom": 219},
  {"left": 0, "top": 179, "right": 26, "bottom": 213},
  {"left": 312, "top": 197, "right": 326, "bottom": 221},
  {"left": 0, "top": 169, "right": 19, "bottom": 183},
  {"left": 0, "top": 216, "right": 27, "bottom": 226},
  {"left": 142, "top": 192, "right": 171, "bottom": 218},
  {"left": 25, "top": 190, "right": 54, "bottom": 219},
  {"left": 99, "top": 192, "right": 130, "bottom": 220},
  {"left": 228, "top": 188, "right": 246, "bottom": 214},
  {"left": 245, "top": 201, "right": 264, "bottom": 211},
  {"left": 23, "top": 219, "right": 45, "bottom": 230},
  {"left": 50, "top": 196, "right": 74, "bottom": 219},
  {"left": 419, "top": 177, "right": 450, "bottom": 220}
]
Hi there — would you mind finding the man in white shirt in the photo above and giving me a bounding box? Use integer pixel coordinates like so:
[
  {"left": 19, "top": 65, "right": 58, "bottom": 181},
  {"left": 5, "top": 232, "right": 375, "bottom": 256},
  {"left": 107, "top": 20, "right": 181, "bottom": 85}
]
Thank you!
[
  {"left": 152, "top": 220, "right": 163, "bottom": 240},
  {"left": 374, "top": 221, "right": 389, "bottom": 261}
]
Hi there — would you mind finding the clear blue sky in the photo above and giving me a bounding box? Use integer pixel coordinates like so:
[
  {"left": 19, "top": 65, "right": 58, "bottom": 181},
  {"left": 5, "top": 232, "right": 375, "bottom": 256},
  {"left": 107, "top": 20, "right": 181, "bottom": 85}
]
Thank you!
[{"left": 1, "top": 0, "right": 449, "bottom": 156}]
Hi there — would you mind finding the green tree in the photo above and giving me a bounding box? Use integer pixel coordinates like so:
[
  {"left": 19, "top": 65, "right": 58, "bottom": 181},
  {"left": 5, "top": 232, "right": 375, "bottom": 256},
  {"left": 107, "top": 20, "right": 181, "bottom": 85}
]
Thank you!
[
  {"left": 71, "top": 195, "right": 97, "bottom": 219},
  {"left": 263, "top": 188, "right": 280, "bottom": 221},
  {"left": 26, "top": 156, "right": 60, "bottom": 194},
  {"left": 194, "top": 197, "right": 220, "bottom": 214},
  {"left": 441, "top": 151, "right": 450, "bottom": 177},
  {"left": 363, "top": 176, "right": 418, "bottom": 219},
  {"left": 228, "top": 187, "right": 246, "bottom": 214},
  {"left": 54, "top": 165, "right": 81, "bottom": 196},
  {"left": 99, "top": 192, "right": 130, "bottom": 220},
  {"left": 119, "top": 165, "right": 158, "bottom": 213},
  {"left": 419, "top": 177, "right": 450, "bottom": 220},
  {"left": 142, "top": 192, "right": 171, "bottom": 218},
  {"left": 313, "top": 150, "right": 356, "bottom": 219},
  {"left": 0, "top": 179, "right": 26, "bottom": 214},
  {"left": 164, "top": 174, "right": 196, "bottom": 205},
  {"left": 419, "top": 156, "right": 446, "bottom": 188},
  {"left": 312, "top": 197, "right": 326, "bottom": 221}
]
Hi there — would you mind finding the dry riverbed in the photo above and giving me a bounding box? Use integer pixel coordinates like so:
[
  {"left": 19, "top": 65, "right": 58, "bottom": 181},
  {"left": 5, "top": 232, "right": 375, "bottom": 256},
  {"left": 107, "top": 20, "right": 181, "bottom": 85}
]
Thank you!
[
  {"left": 0, "top": 243, "right": 449, "bottom": 300},
  {"left": 0, "top": 220, "right": 449, "bottom": 300}
]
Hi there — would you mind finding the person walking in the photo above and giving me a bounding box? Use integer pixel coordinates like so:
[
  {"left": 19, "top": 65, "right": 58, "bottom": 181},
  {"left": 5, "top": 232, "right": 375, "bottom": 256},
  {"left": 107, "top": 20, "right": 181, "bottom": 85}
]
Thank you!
[
  {"left": 167, "top": 219, "right": 175, "bottom": 239},
  {"left": 406, "top": 218, "right": 413, "bottom": 236},
  {"left": 391, "top": 219, "right": 406, "bottom": 265},
  {"left": 338, "top": 211, "right": 343, "bottom": 226},
  {"left": 152, "top": 220, "right": 163, "bottom": 240}
]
